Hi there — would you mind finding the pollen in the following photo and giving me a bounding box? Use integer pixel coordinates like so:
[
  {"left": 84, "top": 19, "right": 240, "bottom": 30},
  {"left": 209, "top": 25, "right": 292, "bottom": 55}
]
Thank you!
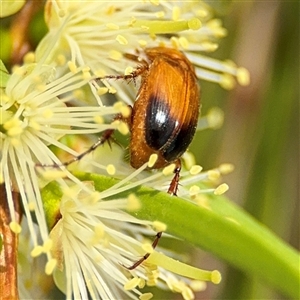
[
  {"left": 7, "top": 125, "right": 23, "bottom": 137},
  {"left": 10, "top": 138, "right": 20, "bottom": 146},
  {"left": 82, "top": 70, "right": 91, "bottom": 80},
  {"left": 172, "top": 6, "right": 181, "bottom": 21},
  {"left": 4, "top": 118, "right": 23, "bottom": 136},
  {"left": 29, "top": 120, "right": 40, "bottom": 130},
  {"left": 97, "top": 87, "right": 109, "bottom": 95},
  {"left": 125, "top": 66, "right": 134, "bottom": 75},
  {"left": 142, "top": 242, "right": 154, "bottom": 254},
  {"left": 190, "top": 165, "right": 203, "bottom": 175},
  {"left": 118, "top": 122, "right": 129, "bottom": 135},
  {"left": 120, "top": 105, "right": 131, "bottom": 118},
  {"left": 127, "top": 193, "right": 141, "bottom": 211},
  {"left": 189, "top": 185, "right": 200, "bottom": 196},
  {"left": 94, "top": 69, "right": 106, "bottom": 78},
  {"left": 106, "top": 23, "right": 119, "bottom": 30},
  {"left": 196, "top": 8, "right": 209, "bottom": 18},
  {"left": 45, "top": 258, "right": 57, "bottom": 275},
  {"left": 201, "top": 41, "right": 218, "bottom": 52},
  {"left": 41, "top": 170, "right": 68, "bottom": 180},
  {"left": 23, "top": 52, "right": 35, "bottom": 64},
  {"left": 113, "top": 101, "right": 123, "bottom": 110},
  {"left": 214, "top": 183, "right": 229, "bottom": 195},
  {"left": 139, "top": 293, "right": 153, "bottom": 300},
  {"left": 182, "top": 151, "right": 196, "bottom": 169},
  {"left": 56, "top": 54, "right": 66, "bottom": 66},
  {"left": 106, "top": 164, "right": 116, "bottom": 175},
  {"left": 139, "top": 278, "right": 146, "bottom": 289},
  {"left": 190, "top": 280, "right": 206, "bottom": 291},
  {"left": 43, "top": 239, "right": 53, "bottom": 252},
  {"left": 73, "top": 89, "right": 84, "bottom": 101},
  {"left": 237, "top": 67, "right": 250, "bottom": 86},
  {"left": 150, "top": 0, "right": 160, "bottom": 6},
  {"left": 211, "top": 270, "right": 222, "bottom": 284},
  {"left": 148, "top": 154, "right": 158, "bottom": 168},
  {"left": 146, "top": 271, "right": 158, "bottom": 287},
  {"left": 163, "top": 163, "right": 175, "bottom": 176},
  {"left": 153, "top": 220, "right": 167, "bottom": 232},
  {"left": 109, "top": 50, "right": 122, "bottom": 61},
  {"left": 182, "top": 286, "right": 194, "bottom": 300},
  {"left": 188, "top": 18, "right": 201, "bottom": 30},
  {"left": 116, "top": 35, "right": 128, "bottom": 45},
  {"left": 31, "top": 245, "right": 43, "bottom": 257},
  {"left": 207, "top": 170, "right": 220, "bottom": 181},
  {"left": 155, "top": 11, "right": 165, "bottom": 18},
  {"left": 124, "top": 277, "right": 141, "bottom": 291},
  {"left": 42, "top": 109, "right": 53, "bottom": 119},
  {"left": 138, "top": 39, "right": 148, "bottom": 47},
  {"left": 179, "top": 36, "right": 189, "bottom": 49},
  {"left": 207, "top": 107, "right": 224, "bottom": 129},
  {"left": 28, "top": 201, "right": 35, "bottom": 211},
  {"left": 94, "top": 115, "right": 104, "bottom": 124},
  {"left": 219, "top": 163, "right": 234, "bottom": 174},
  {"left": 9, "top": 221, "right": 22, "bottom": 234},
  {"left": 68, "top": 61, "right": 78, "bottom": 73},
  {"left": 207, "top": 19, "right": 227, "bottom": 37},
  {"left": 170, "top": 37, "right": 180, "bottom": 49},
  {"left": 220, "top": 74, "right": 235, "bottom": 90},
  {"left": 108, "top": 86, "right": 117, "bottom": 94},
  {"left": 94, "top": 224, "right": 105, "bottom": 238}
]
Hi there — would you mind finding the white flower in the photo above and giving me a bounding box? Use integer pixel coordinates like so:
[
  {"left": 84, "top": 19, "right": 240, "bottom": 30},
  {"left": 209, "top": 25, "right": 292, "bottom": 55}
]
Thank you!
[
  {"left": 0, "top": 61, "right": 126, "bottom": 267},
  {"left": 45, "top": 180, "right": 220, "bottom": 300},
  {"left": 36, "top": 0, "right": 249, "bottom": 98},
  {"left": 1, "top": 1, "right": 249, "bottom": 299}
]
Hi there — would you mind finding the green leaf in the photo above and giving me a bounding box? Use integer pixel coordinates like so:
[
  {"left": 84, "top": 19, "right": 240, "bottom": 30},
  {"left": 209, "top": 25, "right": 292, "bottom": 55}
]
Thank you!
[
  {"left": 0, "top": 60, "right": 10, "bottom": 88},
  {"left": 71, "top": 171, "right": 299, "bottom": 299}
]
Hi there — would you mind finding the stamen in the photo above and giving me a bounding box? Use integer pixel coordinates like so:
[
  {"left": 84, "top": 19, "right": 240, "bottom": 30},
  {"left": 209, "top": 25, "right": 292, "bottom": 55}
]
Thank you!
[
  {"left": 9, "top": 221, "right": 22, "bottom": 234},
  {"left": 31, "top": 245, "right": 43, "bottom": 257},
  {"left": 219, "top": 163, "right": 234, "bottom": 174},
  {"left": 116, "top": 35, "right": 128, "bottom": 45},
  {"left": 148, "top": 154, "right": 158, "bottom": 168},
  {"left": 127, "top": 194, "right": 141, "bottom": 211},
  {"left": 124, "top": 277, "right": 140, "bottom": 291},
  {"left": 45, "top": 258, "right": 57, "bottom": 275},
  {"left": 139, "top": 293, "right": 153, "bottom": 300},
  {"left": 190, "top": 165, "right": 203, "bottom": 175},
  {"left": 152, "top": 220, "right": 167, "bottom": 232},
  {"left": 106, "top": 164, "right": 116, "bottom": 175},
  {"left": 163, "top": 163, "right": 175, "bottom": 176},
  {"left": 214, "top": 183, "right": 229, "bottom": 195},
  {"left": 133, "top": 18, "right": 201, "bottom": 34},
  {"left": 106, "top": 23, "right": 119, "bottom": 30}
]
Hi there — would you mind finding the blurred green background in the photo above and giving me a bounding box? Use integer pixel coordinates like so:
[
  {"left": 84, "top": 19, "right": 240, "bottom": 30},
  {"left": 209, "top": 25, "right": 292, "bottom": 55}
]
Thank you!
[
  {"left": 1, "top": 1, "right": 298, "bottom": 299},
  {"left": 190, "top": 2, "right": 299, "bottom": 299}
]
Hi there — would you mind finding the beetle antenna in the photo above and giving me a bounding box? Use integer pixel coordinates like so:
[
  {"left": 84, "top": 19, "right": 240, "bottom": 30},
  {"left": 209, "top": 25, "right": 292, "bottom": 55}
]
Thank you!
[{"left": 35, "top": 128, "right": 116, "bottom": 169}]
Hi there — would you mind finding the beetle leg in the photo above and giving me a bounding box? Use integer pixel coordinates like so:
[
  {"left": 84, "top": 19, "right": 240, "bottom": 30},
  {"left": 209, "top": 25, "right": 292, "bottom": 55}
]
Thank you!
[
  {"left": 125, "top": 161, "right": 182, "bottom": 270},
  {"left": 124, "top": 231, "right": 162, "bottom": 270},
  {"left": 167, "top": 159, "right": 181, "bottom": 196},
  {"left": 36, "top": 111, "right": 131, "bottom": 169}
]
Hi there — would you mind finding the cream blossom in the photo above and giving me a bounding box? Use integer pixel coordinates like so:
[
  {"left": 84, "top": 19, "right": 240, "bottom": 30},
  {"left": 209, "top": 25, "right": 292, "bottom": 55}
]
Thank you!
[
  {"left": 36, "top": 0, "right": 249, "bottom": 107},
  {"left": 0, "top": 1, "right": 249, "bottom": 299}
]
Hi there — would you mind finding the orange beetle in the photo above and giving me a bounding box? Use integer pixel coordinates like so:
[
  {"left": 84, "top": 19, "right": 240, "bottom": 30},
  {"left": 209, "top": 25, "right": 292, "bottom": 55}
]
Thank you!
[
  {"left": 129, "top": 47, "right": 200, "bottom": 171},
  {"left": 42, "top": 47, "right": 200, "bottom": 269}
]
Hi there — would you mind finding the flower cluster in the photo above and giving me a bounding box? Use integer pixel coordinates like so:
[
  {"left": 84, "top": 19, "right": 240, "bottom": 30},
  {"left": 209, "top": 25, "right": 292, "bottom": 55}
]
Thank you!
[{"left": 1, "top": 0, "right": 249, "bottom": 299}]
